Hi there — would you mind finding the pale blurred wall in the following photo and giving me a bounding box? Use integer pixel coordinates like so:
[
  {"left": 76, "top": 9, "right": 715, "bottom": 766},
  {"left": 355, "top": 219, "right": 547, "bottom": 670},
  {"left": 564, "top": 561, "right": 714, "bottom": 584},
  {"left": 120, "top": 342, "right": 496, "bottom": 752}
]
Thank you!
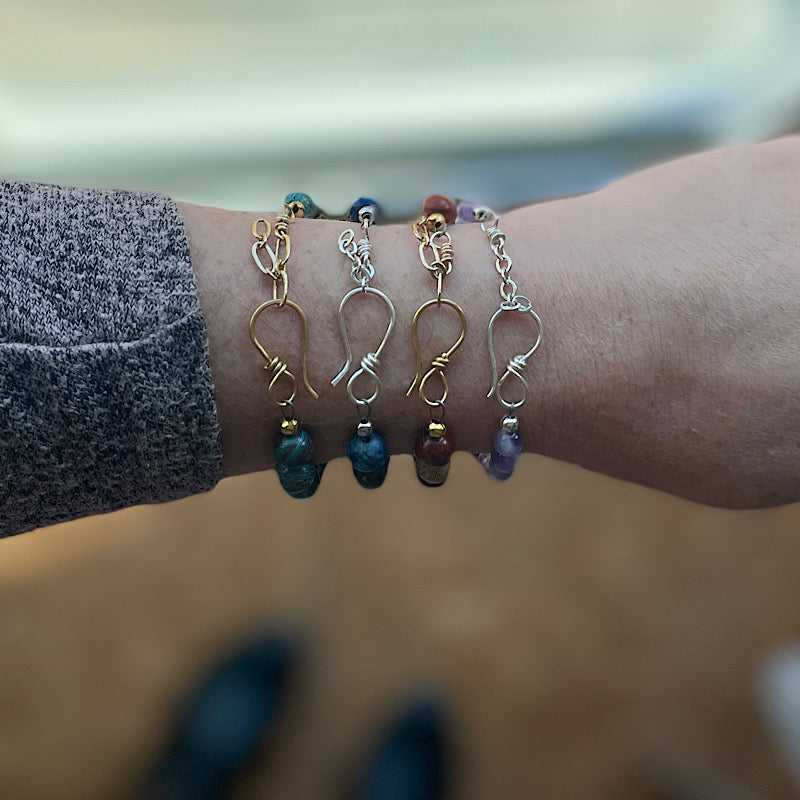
[{"left": 3, "top": 0, "right": 800, "bottom": 210}]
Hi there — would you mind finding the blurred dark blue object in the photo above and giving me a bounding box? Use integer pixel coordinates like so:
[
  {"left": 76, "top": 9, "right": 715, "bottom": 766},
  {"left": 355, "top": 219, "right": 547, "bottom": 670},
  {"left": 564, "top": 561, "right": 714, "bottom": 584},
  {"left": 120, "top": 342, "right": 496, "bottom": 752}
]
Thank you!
[
  {"left": 139, "top": 633, "right": 296, "bottom": 800},
  {"left": 351, "top": 697, "right": 446, "bottom": 800}
]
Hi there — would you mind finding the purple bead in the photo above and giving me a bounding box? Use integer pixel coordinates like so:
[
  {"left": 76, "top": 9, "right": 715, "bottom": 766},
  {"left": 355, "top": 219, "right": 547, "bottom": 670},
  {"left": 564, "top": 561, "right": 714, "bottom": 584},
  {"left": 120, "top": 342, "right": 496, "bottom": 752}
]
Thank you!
[
  {"left": 475, "top": 427, "right": 523, "bottom": 481},
  {"left": 456, "top": 202, "right": 477, "bottom": 223},
  {"left": 494, "top": 427, "right": 523, "bottom": 458}
]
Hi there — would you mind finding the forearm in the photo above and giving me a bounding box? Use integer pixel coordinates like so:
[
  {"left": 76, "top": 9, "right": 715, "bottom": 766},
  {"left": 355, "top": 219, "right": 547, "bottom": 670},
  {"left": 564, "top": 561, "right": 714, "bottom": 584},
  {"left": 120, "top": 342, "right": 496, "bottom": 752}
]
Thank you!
[
  {"left": 179, "top": 203, "right": 521, "bottom": 475},
  {"left": 181, "top": 136, "right": 800, "bottom": 509}
]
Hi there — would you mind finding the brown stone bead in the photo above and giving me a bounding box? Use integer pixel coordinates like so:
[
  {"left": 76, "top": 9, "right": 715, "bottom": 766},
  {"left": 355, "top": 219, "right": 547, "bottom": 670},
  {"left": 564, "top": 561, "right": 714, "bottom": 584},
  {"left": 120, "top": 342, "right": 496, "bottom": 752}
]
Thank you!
[
  {"left": 413, "top": 426, "right": 455, "bottom": 487},
  {"left": 422, "top": 194, "right": 457, "bottom": 225}
]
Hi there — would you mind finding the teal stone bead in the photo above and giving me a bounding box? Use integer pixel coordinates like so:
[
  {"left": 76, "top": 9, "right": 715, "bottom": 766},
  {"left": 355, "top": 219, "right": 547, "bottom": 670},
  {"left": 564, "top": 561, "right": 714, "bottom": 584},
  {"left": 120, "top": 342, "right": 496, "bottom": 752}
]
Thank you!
[
  {"left": 283, "top": 192, "right": 321, "bottom": 219},
  {"left": 274, "top": 429, "right": 325, "bottom": 498},
  {"left": 346, "top": 430, "right": 389, "bottom": 489}
]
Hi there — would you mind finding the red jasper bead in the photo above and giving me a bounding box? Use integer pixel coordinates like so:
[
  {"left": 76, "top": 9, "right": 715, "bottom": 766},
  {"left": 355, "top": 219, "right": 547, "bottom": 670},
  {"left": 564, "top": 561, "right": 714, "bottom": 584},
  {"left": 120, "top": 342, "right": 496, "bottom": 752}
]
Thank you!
[
  {"left": 422, "top": 194, "right": 457, "bottom": 225},
  {"left": 413, "top": 426, "right": 455, "bottom": 487}
]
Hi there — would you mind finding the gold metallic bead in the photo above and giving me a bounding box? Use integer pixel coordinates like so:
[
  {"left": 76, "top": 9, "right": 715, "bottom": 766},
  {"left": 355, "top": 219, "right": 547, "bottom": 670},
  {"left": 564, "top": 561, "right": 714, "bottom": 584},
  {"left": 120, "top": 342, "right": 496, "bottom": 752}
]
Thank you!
[
  {"left": 425, "top": 212, "right": 446, "bottom": 232},
  {"left": 427, "top": 420, "right": 446, "bottom": 439},
  {"left": 280, "top": 417, "right": 300, "bottom": 436},
  {"left": 288, "top": 201, "right": 306, "bottom": 218}
]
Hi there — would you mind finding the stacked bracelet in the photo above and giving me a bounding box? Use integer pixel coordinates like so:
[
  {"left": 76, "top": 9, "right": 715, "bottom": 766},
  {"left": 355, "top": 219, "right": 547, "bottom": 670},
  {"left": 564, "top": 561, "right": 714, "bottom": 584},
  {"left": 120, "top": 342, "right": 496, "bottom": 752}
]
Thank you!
[
  {"left": 247, "top": 193, "right": 538, "bottom": 494},
  {"left": 332, "top": 198, "right": 395, "bottom": 488},
  {"left": 469, "top": 204, "right": 542, "bottom": 481},
  {"left": 406, "top": 195, "right": 467, "bottom": 488},
  {"left": 249, "top": 196, "right": 325, "bottom": 498}
]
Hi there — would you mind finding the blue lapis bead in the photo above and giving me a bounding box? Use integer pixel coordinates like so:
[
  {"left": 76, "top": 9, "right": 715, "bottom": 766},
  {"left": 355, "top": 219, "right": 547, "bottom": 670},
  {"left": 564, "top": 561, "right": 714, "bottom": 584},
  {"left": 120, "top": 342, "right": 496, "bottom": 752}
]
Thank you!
[
  {"left": 283, "top": 192, "right": 321, "bottom": 219},
  {"left": 348, "top": 197, "right": 381, "bottom": 223},
  {"left": 476, "top": 424, "right": 523, "bottom": 482},
  {"left": 274, "top": 428, "right": 325, "bottom": 498},
  {"left": 347, "top": 429, "right": 389, "bottom": 489}
]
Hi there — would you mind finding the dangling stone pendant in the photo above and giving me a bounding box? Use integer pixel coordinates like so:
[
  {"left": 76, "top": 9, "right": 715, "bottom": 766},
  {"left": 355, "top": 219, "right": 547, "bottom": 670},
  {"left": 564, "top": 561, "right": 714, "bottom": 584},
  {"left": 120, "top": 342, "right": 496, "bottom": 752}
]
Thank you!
[
  {"left": 476, "top": 415, "right": 522, "bottom": 481},
  {"left": 273, "top": 418, "right": 325, "bottom": 499},
  {"left": 414, "top": 420, "right": 454, "bottom": 487},
  {"left": 347, "top": 420, "right": 389, "bottom": 489}
]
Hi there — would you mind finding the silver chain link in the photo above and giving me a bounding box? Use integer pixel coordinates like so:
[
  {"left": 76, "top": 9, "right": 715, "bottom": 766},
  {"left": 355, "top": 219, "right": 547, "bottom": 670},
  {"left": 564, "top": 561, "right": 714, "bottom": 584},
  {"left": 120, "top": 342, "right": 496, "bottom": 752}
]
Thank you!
[
  {"left": 470, "top": 203, "right": 542, "bottom": 411},
  {"left": 338, "top": 206, "right": 376, "bottom": 287},
  {"left": 333, "top": 205, "right": 396, "bottom": 415},
  {"left": 476, "top": 208, "right": 520, "bottom": 308}
]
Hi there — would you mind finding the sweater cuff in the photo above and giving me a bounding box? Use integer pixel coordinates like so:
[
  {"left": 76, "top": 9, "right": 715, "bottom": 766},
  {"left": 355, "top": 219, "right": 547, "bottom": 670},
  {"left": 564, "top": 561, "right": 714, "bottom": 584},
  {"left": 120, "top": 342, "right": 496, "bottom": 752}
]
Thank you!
[{"left": 0, "top": 180, "right": 223, "bottom": 536}]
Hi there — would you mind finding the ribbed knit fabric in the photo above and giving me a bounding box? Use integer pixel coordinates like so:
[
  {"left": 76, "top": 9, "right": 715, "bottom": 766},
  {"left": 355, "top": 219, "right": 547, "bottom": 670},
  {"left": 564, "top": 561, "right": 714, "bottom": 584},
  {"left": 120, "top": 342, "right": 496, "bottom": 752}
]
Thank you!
[{"left": 0, "top": 180, "right": 223, "bottom": 537}]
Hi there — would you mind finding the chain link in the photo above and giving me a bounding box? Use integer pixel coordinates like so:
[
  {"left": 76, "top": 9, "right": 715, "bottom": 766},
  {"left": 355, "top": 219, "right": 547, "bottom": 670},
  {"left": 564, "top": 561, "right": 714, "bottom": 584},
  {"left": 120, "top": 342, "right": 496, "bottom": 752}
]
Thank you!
[
  {"left": 471, "top": 203, "right": 542, "bottom": 412},
  {"left": 413, "top": 219, "right": 454, "bottom": 295},
  {"left": 251, "top": 205, "right": 295, "bottom": 295},
  {"left": 481, "top": 218, "right": 519, "bottom": 307},
  {"left": 338, "top": 209, "right": 376, "bottom": 287},
  {"left": 333, "top": 205, "right": 396, "bottom": 417}
]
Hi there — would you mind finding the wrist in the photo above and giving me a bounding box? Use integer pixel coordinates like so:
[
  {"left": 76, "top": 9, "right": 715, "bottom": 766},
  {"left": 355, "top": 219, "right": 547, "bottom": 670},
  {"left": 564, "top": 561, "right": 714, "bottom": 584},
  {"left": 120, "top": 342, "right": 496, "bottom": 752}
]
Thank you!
[{"left": 181, "top": 201, "right": 570, "bottom": 477}]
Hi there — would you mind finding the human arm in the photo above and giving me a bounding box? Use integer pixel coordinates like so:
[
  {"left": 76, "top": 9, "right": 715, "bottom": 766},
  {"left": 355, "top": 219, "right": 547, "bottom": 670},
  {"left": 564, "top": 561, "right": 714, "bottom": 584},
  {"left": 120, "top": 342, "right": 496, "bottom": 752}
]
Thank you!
[
  {"left": 184, "top": 136, "right": 800, "bottom": 509},
  {"left": 2, "top": 136, "right": 798, "bottom": 539}
]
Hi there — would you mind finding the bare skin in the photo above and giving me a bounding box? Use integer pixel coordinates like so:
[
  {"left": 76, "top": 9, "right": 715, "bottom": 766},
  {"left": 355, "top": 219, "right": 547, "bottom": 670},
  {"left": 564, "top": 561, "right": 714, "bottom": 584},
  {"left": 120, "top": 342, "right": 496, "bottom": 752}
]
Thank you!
[{"left": 180, "top": 136, "right": 800, "bottom": 509}]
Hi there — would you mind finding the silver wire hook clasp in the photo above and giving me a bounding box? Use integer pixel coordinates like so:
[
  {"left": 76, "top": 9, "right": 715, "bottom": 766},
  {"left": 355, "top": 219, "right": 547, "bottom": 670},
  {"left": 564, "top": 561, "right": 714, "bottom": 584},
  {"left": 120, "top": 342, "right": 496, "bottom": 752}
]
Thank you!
[
  {"left": 338, "top": 211, "right": 376, "bottom": 288},
  {"left": 487, "top": 295, "right": 543, "bottom": 410},
  {"left": 331, "top": 287, "right": 396, "bottom": 406}
]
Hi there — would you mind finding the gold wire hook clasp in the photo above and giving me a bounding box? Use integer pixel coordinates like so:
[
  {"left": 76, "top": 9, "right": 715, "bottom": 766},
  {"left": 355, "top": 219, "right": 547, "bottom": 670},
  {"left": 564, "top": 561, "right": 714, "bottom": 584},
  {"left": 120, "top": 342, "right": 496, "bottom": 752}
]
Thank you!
[
  {"left": 251, "top": 218, "right": 279, "bottom": 278},
  {"left": 414, "top": 213, "right": 453, "bottom": 303},
  {"left": 331, "top": 287, "right": 396, "bottom": 406},
  {"left": 249, "top": 299, "right": 319, "bottom": 406},
  {"left": 486, "top": 296, "right": 542, "bottom": 410},
  {"left": 251, "top": 218, "right": 271, "bottom": 243},
  {"left": 271, "top": 269, "right": 289, "bottom": 305},
  {"left": 272, "top": 205, "right": 294, "bottom": 271},
  {"left": 406, "top": 298, "right": 467, "bottom": 406}
]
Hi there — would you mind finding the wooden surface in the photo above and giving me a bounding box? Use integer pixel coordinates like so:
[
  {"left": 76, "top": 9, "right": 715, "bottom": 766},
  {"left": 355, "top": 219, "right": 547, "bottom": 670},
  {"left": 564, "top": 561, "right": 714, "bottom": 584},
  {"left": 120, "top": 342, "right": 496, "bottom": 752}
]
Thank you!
[{"left": 1, "top": 454, "right": 799, "bottom": 800}]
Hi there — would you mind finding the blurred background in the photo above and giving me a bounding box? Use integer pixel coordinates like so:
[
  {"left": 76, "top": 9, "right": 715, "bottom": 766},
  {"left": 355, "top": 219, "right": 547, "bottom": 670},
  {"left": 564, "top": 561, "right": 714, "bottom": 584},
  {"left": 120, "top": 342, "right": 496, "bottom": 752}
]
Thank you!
[
  {"left": 4, "top": 0, "right": 800, "bottom": 210},
  {"left": 3, "top": 1, "right": 800, "bottom": 798}
]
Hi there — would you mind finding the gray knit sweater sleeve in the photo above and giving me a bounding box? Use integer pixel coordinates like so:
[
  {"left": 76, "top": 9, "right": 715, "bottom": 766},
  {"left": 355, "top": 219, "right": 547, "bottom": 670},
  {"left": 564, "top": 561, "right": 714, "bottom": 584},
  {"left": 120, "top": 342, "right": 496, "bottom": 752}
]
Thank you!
[{"left": 0, "top": 180, "right": 223, "bottom": 537}]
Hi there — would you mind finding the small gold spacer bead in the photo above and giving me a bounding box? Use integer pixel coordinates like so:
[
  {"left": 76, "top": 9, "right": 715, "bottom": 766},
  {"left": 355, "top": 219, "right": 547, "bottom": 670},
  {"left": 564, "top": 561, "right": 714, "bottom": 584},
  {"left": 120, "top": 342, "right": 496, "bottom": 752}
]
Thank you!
[
  {"left": 288, "top": 201, "right": 306, "bottom": 218},
  {"left": 427, "top": 421, "right": 446, "bottom": 439},
  {"left": 280, "top": 417, "right": 300, "bottom": 436},
  {"left": 425, "top": 212, "right": 446, "bottom": 232}
]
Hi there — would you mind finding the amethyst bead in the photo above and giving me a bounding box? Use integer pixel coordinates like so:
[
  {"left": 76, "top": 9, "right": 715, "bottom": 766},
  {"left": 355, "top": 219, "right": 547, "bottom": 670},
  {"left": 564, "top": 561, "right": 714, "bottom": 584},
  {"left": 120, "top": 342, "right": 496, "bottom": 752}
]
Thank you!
[
  {"left": 456, "top": 202, "right": 477, "bottom": 223},
  {"left": 476, "top": 426, "right": 523, "bottom": 481}
]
